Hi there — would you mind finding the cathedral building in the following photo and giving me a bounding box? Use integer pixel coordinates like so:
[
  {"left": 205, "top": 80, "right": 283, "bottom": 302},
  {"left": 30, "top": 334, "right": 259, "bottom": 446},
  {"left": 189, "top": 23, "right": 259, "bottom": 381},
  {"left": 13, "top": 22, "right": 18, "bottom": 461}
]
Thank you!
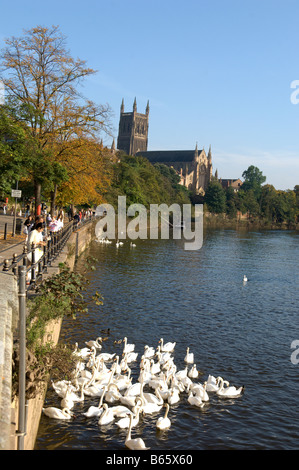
[
  {"left": 117, "top": 98, "right": 212, "bottom": 195},
  {"left": 117, "top": 98, "right": 149, "bottom": 156}
]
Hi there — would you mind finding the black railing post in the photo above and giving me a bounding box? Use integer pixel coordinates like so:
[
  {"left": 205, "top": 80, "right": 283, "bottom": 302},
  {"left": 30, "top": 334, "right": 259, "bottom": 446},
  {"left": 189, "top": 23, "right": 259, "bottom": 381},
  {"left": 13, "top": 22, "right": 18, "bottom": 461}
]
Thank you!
[
  {"left": 12, "top": 253, "right": 18, "bottom": 276},
  {"left": 22, "top": 245, "right": 27, "bottom": 266},
  {"left": 30, "top": 244, "right": 36, "bottom": 285},
  {"left": 43, "top": 244, "right": 47, "bottom": 272},
  {"left": 54, "top": 232, "right": 58, "bottom": 256},
  {"left": 47, "top": 236, "right": 51, "bottom": 265},
  {"left": 3, "top": 259, "right": 9, "bottom": 271},
  {"left": 4, "top": 222, "right": 7, "bottom": 240}
]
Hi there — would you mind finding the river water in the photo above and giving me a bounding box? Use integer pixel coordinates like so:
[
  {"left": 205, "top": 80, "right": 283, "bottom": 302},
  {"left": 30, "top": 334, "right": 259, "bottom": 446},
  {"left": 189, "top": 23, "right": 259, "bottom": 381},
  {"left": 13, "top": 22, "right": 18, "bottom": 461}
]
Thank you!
[{"left": 35, "top": 228, "right": 299, "bottom": 450}]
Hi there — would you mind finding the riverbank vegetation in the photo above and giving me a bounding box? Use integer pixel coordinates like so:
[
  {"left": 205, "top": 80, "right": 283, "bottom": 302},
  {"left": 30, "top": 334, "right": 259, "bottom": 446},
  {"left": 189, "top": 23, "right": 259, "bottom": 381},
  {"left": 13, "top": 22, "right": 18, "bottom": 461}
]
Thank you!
[
  {"left": 104, "top": 154, "right": 190, "bottom": 207},
  {"left": 204, "top": 165, "right": 299, "bottom": 227}
]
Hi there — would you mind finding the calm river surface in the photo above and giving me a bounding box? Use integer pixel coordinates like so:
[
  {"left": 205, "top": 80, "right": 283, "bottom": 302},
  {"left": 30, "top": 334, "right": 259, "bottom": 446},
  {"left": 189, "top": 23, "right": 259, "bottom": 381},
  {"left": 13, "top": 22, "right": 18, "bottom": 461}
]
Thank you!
[{"left": 35, "top": 228, "right": 299, "bottom": 450}]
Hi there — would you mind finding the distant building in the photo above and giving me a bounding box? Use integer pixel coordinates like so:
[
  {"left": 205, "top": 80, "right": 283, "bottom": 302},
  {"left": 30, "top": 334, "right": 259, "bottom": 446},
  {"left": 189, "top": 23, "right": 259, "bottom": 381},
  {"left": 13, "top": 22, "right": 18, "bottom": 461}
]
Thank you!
[
  {"left": 117, "top": 98, "right": 212, "bottom": 195},
  {"left": 219, "top": 178, "right": 243, "bottom": 191},
  {"left": 137, "top": 144, "right": 213, "bottom": 196}
]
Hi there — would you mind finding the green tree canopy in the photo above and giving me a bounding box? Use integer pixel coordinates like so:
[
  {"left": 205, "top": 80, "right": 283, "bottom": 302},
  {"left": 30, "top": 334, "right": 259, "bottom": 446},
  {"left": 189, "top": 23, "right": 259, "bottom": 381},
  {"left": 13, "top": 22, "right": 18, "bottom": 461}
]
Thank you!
[
  {"left": 242, "top": 165, "right": 266, "bottom": 198},
  {"left": 105, "top": 155, "right": 190, "bottom": 208},
  {"left": 204, "top": 181, "right": 226, "bottom": 213}
]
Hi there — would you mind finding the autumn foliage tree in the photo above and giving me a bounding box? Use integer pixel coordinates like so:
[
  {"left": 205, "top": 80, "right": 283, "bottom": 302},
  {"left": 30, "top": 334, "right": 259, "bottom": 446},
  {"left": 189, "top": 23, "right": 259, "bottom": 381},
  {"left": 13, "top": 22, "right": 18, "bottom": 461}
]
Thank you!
[{"left": 0, "top": 25, "right": 112, "bottom": 214}]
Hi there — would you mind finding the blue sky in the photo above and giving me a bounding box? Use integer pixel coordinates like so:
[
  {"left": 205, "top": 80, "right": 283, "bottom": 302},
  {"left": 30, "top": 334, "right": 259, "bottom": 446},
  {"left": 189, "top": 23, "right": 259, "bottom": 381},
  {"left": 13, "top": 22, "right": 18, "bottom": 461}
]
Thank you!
[{"left": 1, "top": 0, "right": 299, "bottom": 190}]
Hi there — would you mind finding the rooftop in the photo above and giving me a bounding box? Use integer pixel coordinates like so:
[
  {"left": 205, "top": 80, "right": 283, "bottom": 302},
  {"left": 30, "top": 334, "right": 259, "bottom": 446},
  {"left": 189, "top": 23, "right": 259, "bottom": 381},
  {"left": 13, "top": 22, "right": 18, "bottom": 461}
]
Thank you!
[{"left": 136, "top": 149, "right": 203, "bottom": 163}]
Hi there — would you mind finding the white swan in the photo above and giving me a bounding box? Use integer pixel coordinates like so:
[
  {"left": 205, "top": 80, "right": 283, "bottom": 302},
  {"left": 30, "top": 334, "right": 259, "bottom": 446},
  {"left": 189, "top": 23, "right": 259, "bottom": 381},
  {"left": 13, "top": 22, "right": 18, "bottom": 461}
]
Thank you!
[
  {"left": 42, "top": 407, "right": 73, "bottom": 420},
  {"left": 141, "top": 385, "right": 164, "bottom": 406},
  {"left": 169, "top": 373, "right": 184, "bottom": 393},
  {"left": 125, "top": 413, "right": 149, "bottom": 450},
  {"left": 97, "top": 352, "right": 116, "bottom": 362},
  {"left": 150, "top": 359, "right": 161, "bottom": 376},
  {"left": 85, "top": 337, "right": 102, "bottom": 349},
  {"left": 83, "top": 364, "right": 114, "bottom": 396},
  {"left": 113, "top": 355, "right": 122, "bottom": 375},
  {"left": 113, "top": 368, "right": 132, "bottom": 392},
  {"left": 61, "top": 382, "right": 85, "bottom": 409},
  {"left": 123, "top": 337, "right": 135, "bottom": 353},
  {"left": 216, "top": 377, "right": 244, "bottom": 398},
  {"left": 83, "top": 387, "right": 106, "bottom": 417},
  {"left": 72, "top": 343, "right": 92, "bottom": 359},
  {"left": 184, "top": 347, "right": 194, "bottom": 364},
  {"left": 144, "top": 345, "right": 155, "bottom": 358},
  {"left": 190, "top": 382, "right": 209, "bottom": 402},
  {"left": 156, "top": 403, "right": 171, "bottom": 430},
  {"left": 98, "top": 403, "right": 115, "bottom": 425},
  {"left": 130, "top": 242, "right": 136, "bottom": 248},
  {"left": 159, "top": 338, "right": 176, "bottom": 352},
  {"left": 139, "top": 395, "right": 163, "bottom": 414},
  {"left": 175, "top": 366, "right": 188, "bottom": 381},
  {"left": 124, "top": 381, "right": 142, "bottom": 397},
  {"left": 120, "top": 394, "right": 138, "bottom": 408},
  {"left": 51, "top": 379, "right": 72, "bottom": 398},
  {"left": 105, "top": 383, "right": 122, "bottom": 403},
  {"left": 188, "top": 391, "right": 205, "bottom": 408},
  {"left": 180, "top": 374, "right": 193, "bottom": 390},
  {"left": 243, "top": 275, "right": 248, "bottom": 282},
  {"left": 206, "top": 375, "right": 221, "bottom": 392},
  {"left": 188, "top": 364, "right": 199, "bottom": 379},
  {"left": 110, "top": 405, "right": 133, "bottom": 418},
  {"left": 148, "top": 372, "right": 169, "bottom": 391},
  {"left": 116, "top": 405, "right": 141, "bottom": 429},
  {"left": 82, "top": 368, "right": 106, "bottom": 396},
  {"left": 167, "top": 387, "right": 180, "bottom": 405},
  {"left": 124, "top": 351, "right": 138, "bottom": 363}
]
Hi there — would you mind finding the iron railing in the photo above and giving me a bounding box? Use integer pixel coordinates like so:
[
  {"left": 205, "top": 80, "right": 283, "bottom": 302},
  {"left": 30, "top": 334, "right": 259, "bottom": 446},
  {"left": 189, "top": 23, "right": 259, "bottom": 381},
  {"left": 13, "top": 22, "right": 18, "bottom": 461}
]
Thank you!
[{"left": 1, "top": 214, "right": 94, "bottom": 292}]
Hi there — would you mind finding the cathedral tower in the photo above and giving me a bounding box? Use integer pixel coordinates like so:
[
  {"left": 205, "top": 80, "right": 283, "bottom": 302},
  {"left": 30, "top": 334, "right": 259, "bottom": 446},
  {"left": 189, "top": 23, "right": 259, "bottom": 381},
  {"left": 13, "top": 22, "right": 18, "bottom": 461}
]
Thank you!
[{"left": 117, "top": 98, "right": 149, "bottom": 155}]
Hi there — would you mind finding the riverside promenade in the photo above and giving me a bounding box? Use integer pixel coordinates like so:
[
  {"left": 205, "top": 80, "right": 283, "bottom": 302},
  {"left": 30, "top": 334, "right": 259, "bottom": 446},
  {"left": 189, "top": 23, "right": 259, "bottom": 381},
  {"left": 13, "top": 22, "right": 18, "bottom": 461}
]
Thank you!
[{"left": 0, "top": 213, "right": 98, "bottom": 450}]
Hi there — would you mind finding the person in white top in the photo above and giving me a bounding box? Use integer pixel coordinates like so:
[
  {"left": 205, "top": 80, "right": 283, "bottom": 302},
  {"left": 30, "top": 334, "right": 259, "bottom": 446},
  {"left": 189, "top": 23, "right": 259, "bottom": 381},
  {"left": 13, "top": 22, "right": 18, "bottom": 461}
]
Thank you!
[{"left": 27, "top": 223, "right": 46, "bottom": 262}]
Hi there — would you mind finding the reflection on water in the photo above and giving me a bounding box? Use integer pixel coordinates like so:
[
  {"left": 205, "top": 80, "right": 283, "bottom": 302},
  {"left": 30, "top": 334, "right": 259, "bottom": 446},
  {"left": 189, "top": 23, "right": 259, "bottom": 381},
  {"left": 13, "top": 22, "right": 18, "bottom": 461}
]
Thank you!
[{"left": 35, "top": 229, "right": 299, "bottom": 450}]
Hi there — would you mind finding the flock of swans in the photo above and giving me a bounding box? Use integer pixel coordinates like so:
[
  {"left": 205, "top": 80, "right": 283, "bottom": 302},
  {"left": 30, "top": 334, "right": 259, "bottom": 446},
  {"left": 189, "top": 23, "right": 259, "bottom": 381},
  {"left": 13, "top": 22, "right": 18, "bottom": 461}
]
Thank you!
[
  {"left": 96, "top": 237, "right": 137, "bottom": 248},
  {"left": 42, "top": 336, "right": 245, "bottom": 450}
]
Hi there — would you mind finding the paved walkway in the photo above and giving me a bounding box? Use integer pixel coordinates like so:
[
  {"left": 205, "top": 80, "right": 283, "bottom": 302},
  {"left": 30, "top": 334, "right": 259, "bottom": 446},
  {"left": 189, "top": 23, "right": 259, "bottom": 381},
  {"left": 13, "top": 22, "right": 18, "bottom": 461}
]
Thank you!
[
  {"left": 0, "top": 234, "right": 27, "bottom": 265},
  {"left": 0, "top": 214, "right": 73, "bottom": 268},
  {"left": 0, "top": 214, "right": 27, "bottom": 261}
]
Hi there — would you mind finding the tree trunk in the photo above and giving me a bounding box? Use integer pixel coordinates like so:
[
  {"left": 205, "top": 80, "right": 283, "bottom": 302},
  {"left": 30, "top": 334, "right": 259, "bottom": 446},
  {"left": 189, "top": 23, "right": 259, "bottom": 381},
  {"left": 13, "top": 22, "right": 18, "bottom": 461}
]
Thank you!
[{"left": 50, "top": 184, "right": 58, "bottom": 217}]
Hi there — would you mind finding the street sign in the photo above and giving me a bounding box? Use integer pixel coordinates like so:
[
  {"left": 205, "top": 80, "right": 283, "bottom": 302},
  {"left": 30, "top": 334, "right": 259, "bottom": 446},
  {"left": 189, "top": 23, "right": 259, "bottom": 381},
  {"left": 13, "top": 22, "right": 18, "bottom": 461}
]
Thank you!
[{"left": 11, "top": 189, "right": 22, "bottom": 198}]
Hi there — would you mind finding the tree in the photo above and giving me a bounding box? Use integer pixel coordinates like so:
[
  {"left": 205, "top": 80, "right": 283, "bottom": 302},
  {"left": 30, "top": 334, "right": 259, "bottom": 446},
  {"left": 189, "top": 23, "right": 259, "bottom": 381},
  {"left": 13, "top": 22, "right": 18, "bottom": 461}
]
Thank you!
[
  {"left": 260, "top": 184, "right": 277, "bottom": 221},
  {"left": 106, "top": 155, "right": 190, "bottom": 208},
  {"left": 273, "top": 190, "right": 297, "bottom": 224},
  {"left": 242, "top": 189, "right": 260, "bottom": 217},
  {"left": 204, "top": 181, "right": 226, "bottom": 214},
  {"left": 55, "top": 142, "right": 113, "bottom": 209},
  {"left": 0, "top": 106, "right": 28, "bottom": 195},
  {"left": 225, "top": 186, "right": 238, "bottom": 218},
  {"left": 242, "top": 165, "right": 266, "bottom": 198},
  {"left": 0, "top": 25, "right": 112, "bottom": 214}
]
